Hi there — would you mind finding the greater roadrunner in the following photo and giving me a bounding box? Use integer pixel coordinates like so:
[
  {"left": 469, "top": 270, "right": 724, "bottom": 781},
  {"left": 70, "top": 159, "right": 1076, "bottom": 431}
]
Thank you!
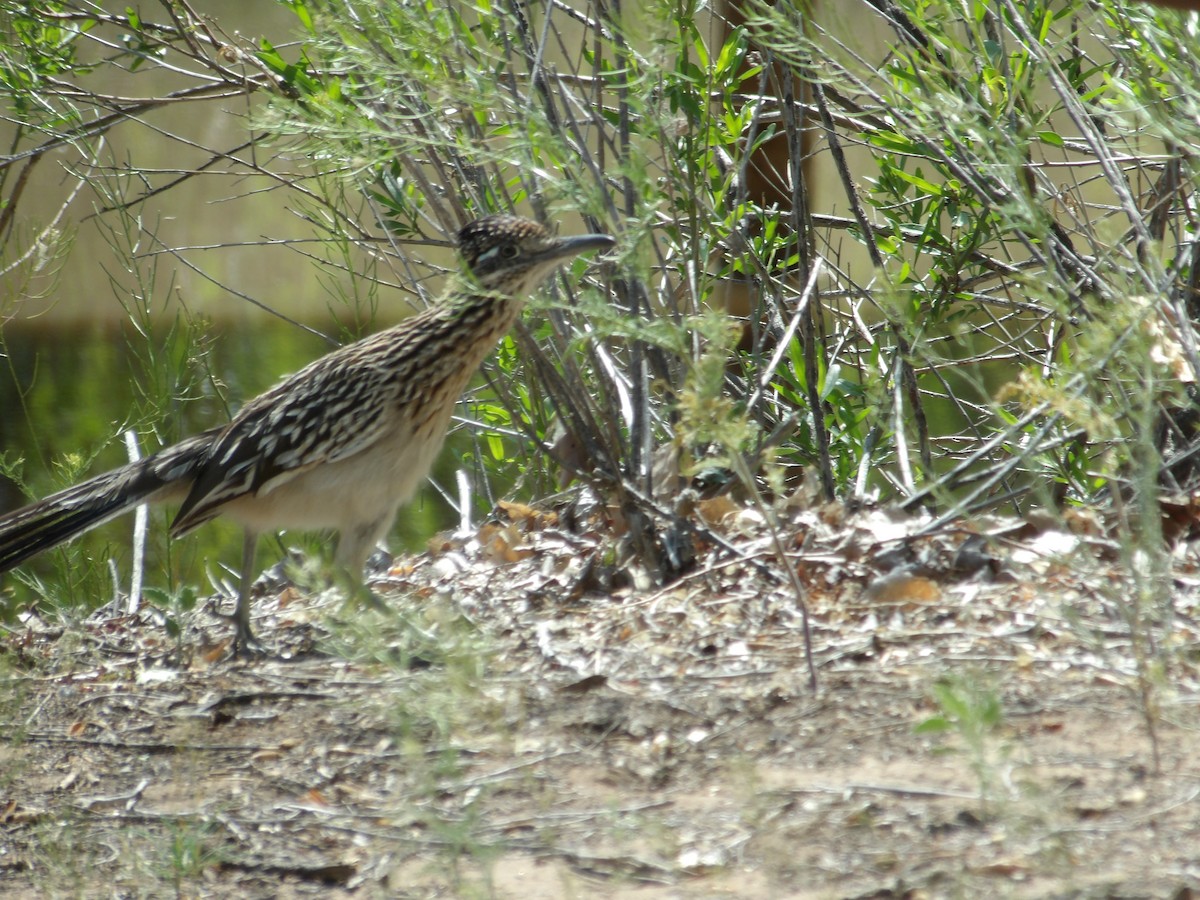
[{"left": 0, "top": 215, "right": 614, "bottom": 654}]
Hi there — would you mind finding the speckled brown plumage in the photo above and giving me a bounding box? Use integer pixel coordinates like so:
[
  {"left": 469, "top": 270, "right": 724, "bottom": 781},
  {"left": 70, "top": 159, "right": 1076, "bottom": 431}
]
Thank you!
[{"left": 0, "top": 215, "right": 614, "bottom": 654}]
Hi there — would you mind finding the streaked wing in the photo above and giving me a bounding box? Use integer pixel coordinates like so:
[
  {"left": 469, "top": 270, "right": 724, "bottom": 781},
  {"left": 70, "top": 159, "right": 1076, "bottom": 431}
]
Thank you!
[{"left": 168, "top": 317, "right": 439, "bottom": 533}]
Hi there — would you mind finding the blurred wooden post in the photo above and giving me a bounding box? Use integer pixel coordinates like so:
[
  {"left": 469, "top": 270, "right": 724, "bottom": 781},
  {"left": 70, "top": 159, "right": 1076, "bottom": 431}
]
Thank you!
[{"left": 708, "top": 0, "right": 815, "bottom": 348}]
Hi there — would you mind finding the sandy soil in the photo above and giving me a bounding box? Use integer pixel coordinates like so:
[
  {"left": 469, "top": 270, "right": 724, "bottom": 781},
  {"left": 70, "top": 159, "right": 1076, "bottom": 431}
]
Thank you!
[{"left": 2, "top": 500, "right": 1199, "bottom": 898}]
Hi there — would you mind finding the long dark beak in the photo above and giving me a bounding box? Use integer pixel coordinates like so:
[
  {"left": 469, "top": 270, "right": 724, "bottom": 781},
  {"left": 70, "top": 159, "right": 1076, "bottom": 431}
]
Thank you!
[{"left": 539, "top": 233, "right": 616, "bottom": 264}]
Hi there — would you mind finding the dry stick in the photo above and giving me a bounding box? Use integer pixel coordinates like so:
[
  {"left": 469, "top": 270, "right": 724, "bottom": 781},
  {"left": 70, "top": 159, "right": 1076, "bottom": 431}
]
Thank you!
[
  {"left": 1106, "top": 480, "right": 1164, "bottom": 775},
  {"left": 142, "top": 228, "right": 336, "bottom": 345},
  {"left": 0, "top": 168, "right": 87, "bottom": 283},
  {"left": 778, "top": 64, "right": 835, "bottom": 502},
  {"left": 607, "top": 0, "right": 651, "bottom": 496},
  {"left": 0, "top": 82, "right": 261, "bottom": 170},
  {"left": 123, "top": 431, "right": 148, "bottom": 616},
  {"left": 551, "top": 79, "right": 647, "bottom": 453},
  {"left": 810, "top": 79, "right": 898, "bottom": 500},
  {"left": 1002, "top": 0, "right": 1153, "bottom": 258},
  {"left": 84, "top": 138, "right": 258, "bottom": 218},
  {"left": 729, "top": 452, "right": 818, "bottom": 693},
  {"left": 909, "top": 231, "right": 1179, "bottom": 521},
  {"left": 745, "top": 259, "right": 824, "bottom": 413},
  {"left": 826, "top": 105, "right": 935, "bottom": 489},
  {"left": 0, "top": 152, "right": 39, "bottom": 242},
  {"left": 455, "top": 469, "right": 473, "bottom": 537},
  {"left": 904, "top": 407, "right": 1057, "bottom": 529}
]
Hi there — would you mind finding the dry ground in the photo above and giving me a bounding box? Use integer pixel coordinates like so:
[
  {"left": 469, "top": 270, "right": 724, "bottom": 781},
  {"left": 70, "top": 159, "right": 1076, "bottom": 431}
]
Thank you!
[{"left": 2, "top": 498, "right": 1200, "bottom": 898}]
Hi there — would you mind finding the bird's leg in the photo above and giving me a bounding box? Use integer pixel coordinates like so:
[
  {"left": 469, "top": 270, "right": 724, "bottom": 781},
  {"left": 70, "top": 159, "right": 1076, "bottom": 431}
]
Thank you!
[
  {"left": 339, "top": 568, "right": 389, "bottom": 613},
  {"left": 231, "top": 529, "right": 264, "bottom": 658},
  {"left": 328, "top": 561, "right": 388, "bottom": 619},
  {"left": 335, "top": 522, "right": 390, "bottom": 613}
]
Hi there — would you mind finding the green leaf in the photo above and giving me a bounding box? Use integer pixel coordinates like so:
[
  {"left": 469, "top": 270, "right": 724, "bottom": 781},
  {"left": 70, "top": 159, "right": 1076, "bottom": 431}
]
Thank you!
[
  {"left": 287, "top": 0, "right": 315, "bottom": 34},
  {"left": 256, "top": 39, "right": 321, "bottom": 95},
  {"left": 867, "top": 130, "right": 925, "bottom": 155},
  {"left": 890, "top": 168, "right": 943, "bottom": 196},
  {"left": 257, "top": 39, "right": 287, "bottom": 73},
  {"left": 914, "top": 716, "right": 950, "bottom": 734}
]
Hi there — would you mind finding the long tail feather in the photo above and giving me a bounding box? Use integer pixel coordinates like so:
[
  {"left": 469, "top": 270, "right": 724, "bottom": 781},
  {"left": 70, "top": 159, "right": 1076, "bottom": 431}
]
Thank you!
[{"left": 0, "top": 429, "right": 217, "bottom": 572}]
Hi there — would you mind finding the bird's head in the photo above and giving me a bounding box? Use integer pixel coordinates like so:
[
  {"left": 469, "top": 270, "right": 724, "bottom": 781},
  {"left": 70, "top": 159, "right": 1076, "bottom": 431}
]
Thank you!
[{"left": 458, "top": 215, "right": 614, "bottom": 297}]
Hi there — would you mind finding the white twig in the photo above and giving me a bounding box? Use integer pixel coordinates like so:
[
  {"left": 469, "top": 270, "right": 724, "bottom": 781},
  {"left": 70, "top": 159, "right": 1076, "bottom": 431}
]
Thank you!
[{"left": 123, "top": 430, "right": 147, "bottom": 614}]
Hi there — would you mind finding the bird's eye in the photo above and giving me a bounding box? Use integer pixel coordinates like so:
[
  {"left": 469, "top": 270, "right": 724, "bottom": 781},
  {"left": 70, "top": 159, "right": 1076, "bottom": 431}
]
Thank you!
[{"left": 500, "top": 245, "right": 520, "bottom": 260}]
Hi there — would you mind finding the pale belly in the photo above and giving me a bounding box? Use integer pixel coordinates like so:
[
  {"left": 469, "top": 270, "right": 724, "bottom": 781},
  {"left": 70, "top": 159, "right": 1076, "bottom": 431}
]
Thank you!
[{"left": 217, "top": 417, "right": 451, "bottom": 534}]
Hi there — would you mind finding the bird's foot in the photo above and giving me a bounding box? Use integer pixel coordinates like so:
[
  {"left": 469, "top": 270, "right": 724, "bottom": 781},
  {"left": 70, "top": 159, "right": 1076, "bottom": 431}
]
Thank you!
[
  {"left": 208, "top": 592, "right": 268, "bottom": 660},
  {"left": 359, "top": 586, "right": 389, "bottom": 613},
  {"left": 332, "top": 567, "right": 390, "bottom": 613},
  {"left": 229, "top": 622, "right": 267, "bottom": 660}
]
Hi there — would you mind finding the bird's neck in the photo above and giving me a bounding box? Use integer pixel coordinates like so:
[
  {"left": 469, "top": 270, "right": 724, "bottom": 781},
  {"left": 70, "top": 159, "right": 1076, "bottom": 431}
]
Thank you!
[{"left": 435, "top": 287, "right": 525, "bottom": 364}]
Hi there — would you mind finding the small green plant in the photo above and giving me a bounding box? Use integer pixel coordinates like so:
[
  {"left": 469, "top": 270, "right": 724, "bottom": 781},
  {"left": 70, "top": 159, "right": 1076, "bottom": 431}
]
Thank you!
[
  {"left": 163, "top": 818, "right": 223, "bottom": 893},
  {"left": 916, "top": 674, "right": 1007, "bottom": 812},
  {"left": 108, "top": 818, "right": 224, "bottom": 897},
  {"left": 0, "top": 654, "right": 30, "bottom": 794},
  {"left": 25, "top": 812, "right": 97, "bottom": 897},
  {"left": 141, "top": 582, "right": 201, "bottom": 658}
]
